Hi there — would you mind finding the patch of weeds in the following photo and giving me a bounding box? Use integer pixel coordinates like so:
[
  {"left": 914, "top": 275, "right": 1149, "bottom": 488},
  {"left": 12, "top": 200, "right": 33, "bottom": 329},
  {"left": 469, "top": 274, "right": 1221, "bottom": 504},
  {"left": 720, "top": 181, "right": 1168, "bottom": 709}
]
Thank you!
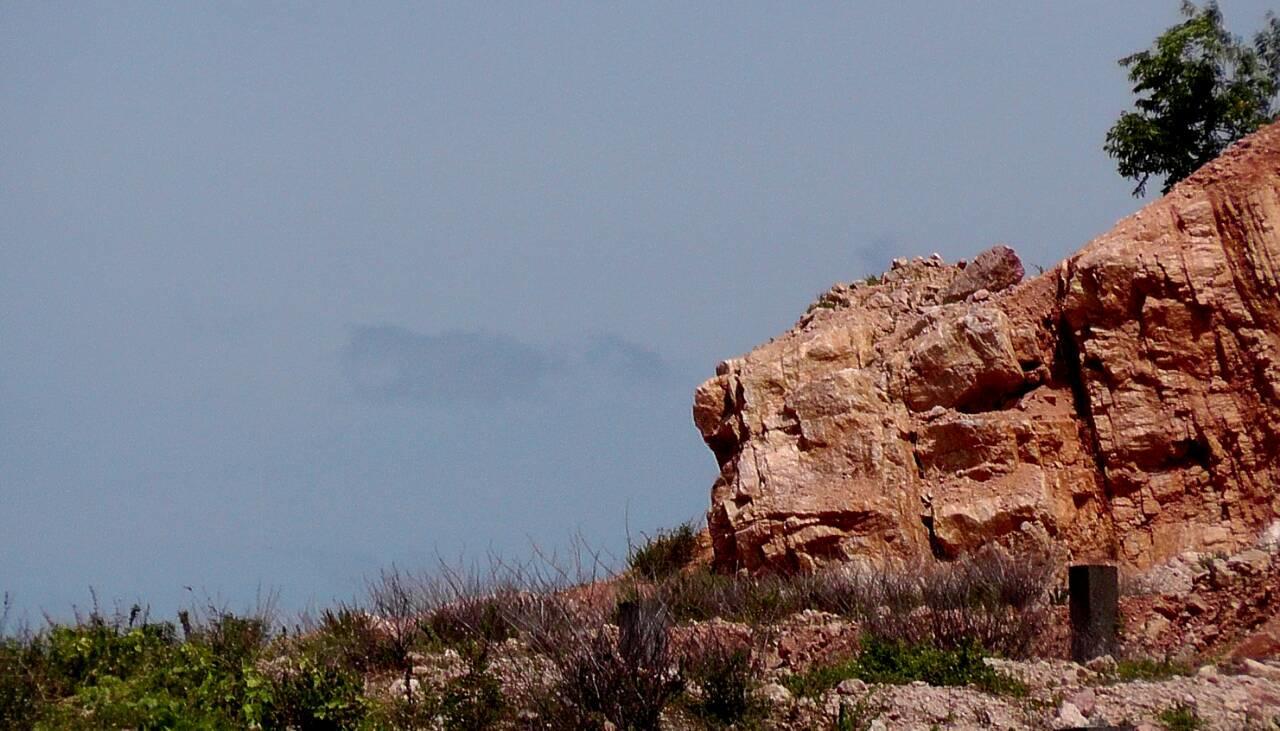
[
  {"left": 862, "top": 274, "right": 881, "bottom": 286},
  {"left": 629, "top": 521, "right": 699, "bottom": 580},
  {"left": 1158, "top": 702, "right": 1205, "bottom": 731},
  {"left": 0, "top": 637, "right": 43, "bottom": 730},
  {"left": 651, "top": 570, "right": 803, "bottom": 626},
  {"left": 784, "top": 637, "right": 1026, "bottom": 699},
  {"left": 857, "top": 637, "right": 1027, "bottom": 696},
  {"left": 424, "top": 592, "right": 520, "bottom": 650},
  {"left": 248, "top": 651, "right": 368, "bottom": 730},
  {"left": 783, "top": 656, "right": 861, "bottom": 699},
  {"left": 1105, "top": 657, "right": 1194, "bottom": 683},
  {"left": 24, "top": 608, "right": 286, "bottom": 730},
  {"left": 310, "top": 607, "right": 406, "bottom": 675},
  {"left": 831, "top": 690, "right": 886, "bottom": 731},
  {"left": 362, "top": 691, "right": 441, "bottom": 731},
  {"left": 439, "top": 648, "right": 504, "bottom": 731},
  {"left": 683, "top": 639, "right": 765, "bottom": 728}
]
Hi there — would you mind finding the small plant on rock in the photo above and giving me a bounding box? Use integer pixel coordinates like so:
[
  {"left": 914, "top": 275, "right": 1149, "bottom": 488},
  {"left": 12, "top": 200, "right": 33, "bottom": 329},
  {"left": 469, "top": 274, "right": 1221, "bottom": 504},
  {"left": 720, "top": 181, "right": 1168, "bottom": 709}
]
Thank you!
[
  {"left": 831, "top": 691, "right": 886, "bottom": 731},
  {"left": 1158, "top": 702, "right": 1205, "bottom": 731},
  {"left": 629, "top": 521, "right": 699, "bottom": 581},
  {"left": 784, "top": 636, "right": 1026, "bottom": 699},
  {"left": 1107, "top": 656, "right": 1194, "bottom": 683},
  {"left": 682, "top": 632, "right": 765, "bottom": 728},
  {"left": 439, "top": 643, "right": 505, "bottom": 731}
]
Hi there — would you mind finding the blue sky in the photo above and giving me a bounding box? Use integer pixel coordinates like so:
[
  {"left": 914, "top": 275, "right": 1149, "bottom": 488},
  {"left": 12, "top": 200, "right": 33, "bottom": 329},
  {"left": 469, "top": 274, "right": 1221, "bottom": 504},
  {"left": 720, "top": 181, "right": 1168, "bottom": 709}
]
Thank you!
[{"left": 4, "top": 1, "right": 1275, "bottom": 617}]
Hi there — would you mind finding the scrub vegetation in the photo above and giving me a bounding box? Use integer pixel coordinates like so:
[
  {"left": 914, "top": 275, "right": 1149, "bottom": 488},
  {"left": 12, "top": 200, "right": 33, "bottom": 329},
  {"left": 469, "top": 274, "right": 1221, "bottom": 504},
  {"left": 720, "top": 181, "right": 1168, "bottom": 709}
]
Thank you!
[{"left": 0, "top": 541, "right": 1059, "bottom": 729}]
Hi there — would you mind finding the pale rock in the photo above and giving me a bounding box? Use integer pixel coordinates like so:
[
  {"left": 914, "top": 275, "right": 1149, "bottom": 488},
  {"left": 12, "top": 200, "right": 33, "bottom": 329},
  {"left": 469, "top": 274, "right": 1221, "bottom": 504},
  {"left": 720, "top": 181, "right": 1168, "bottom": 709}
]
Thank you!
[
  {"left": 1067, "top": 687, "right": 1097, "bottom": 717},
  {"left": 943, "top": 244, "right": 1024, "bottom": 303},
  {"left": 387, "top": 676, "right": 420, "bottom": 697},
  {"left": 1242, "top": 658, "right": 1280, "bottom": 682},
  {"left": 1086, "top": 655, "right": 1116, "bottom": 674},
  {"left": 1053, "top": 701, "right": 1088, "bottom": 728},
  {"left": 1143, "top": 615, "right": 1171, "bottom": 641},
  {"left": 1258, "top": 521, "right": 1280, "bottom": 552},
  {"left": 1186, "top": 595, "right": 1212, "bottom": 615},
  {"left": 1229, "top": 548, "right": 1272, "bottom": 574},
  {"left": 757, "top": 682, "right": 793, "bottom": 706},
  {"left": 836, "top": 678, "right": 866, "bottom": 695}
]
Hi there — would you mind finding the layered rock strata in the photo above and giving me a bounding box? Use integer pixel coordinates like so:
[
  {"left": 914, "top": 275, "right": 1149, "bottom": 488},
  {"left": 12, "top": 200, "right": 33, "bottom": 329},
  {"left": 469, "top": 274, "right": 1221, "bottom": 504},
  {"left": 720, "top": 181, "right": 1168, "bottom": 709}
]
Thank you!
[{"left": 693, "top": 123, "right": 1280, "bottom": 572}]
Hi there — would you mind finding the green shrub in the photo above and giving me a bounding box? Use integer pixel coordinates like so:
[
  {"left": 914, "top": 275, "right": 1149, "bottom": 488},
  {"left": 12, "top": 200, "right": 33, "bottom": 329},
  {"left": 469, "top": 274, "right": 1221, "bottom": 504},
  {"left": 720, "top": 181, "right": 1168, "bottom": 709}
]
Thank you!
[
  {"left": 1, "top": 617, "right": 50, "bottom": 730},
  {"left": 42, "top": 618, "right": 177, "bottom": 689},
  {"left": 651, "top": 569, "right": 802, "bottom": 625},
  {"left": 629, "top": 521, "right": 699, "bottom": 580},
  {"left": 783, "top": 637, "right": 1025, "bottom": 699},
  {"left": 782, "top": 656, "right": 860, "bottom": 699},
  {"left": 33, "top": 623, "right": 253, "bottom": 730},
  {"left": 183, "top": 609, "right": 270, "bottom": 672},
  {"left": 1107, "top": 657, "right": 1194, "bottom": 683},
  {"left": 651, "top": 548, "right": 1055, "bottom": 653},
  {"left": 854, "top": 637, "right": 1025, "bottom": 696},
  {"left": 831, "top": 691, "right": 886, "bottom": 731},
  {"left": 425, "top": 591, "right": 521, "bottom": 650},
  {"left": 439, "top": 663, "right": 504, "bottom": 730},
  {"left": 1158, "top": 702, "right": 1205, "bottom": 731},
  {"left": 683, "top": 639, "right": 763, "bottom": 728},
  {"left": 525, "top": 597, "right": 684, "bottom": 731},
  {"left": 311, "top": 607, "right": 407, "bottom": 675},
  {"left": 248, "top": 652, "right": 367, "bottom": 730}
]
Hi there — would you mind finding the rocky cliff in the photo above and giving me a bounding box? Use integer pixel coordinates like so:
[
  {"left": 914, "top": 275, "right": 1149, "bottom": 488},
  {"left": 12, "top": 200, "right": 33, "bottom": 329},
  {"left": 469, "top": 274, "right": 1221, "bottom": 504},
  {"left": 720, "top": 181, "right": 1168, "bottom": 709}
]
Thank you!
[{"left": 693, "top": 122, "right": 1280, "bottom": 573}]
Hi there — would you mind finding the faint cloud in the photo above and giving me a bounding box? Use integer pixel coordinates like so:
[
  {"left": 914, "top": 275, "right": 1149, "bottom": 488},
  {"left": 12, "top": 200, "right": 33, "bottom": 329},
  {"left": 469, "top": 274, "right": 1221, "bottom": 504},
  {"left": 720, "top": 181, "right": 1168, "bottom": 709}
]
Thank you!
[
  {"left": 342, "top": 326, "right": 673, "bottom": 405},
  {"left": 343, "top": 326, "right": 555, "bottom": 405},
  {"left": 852, "top": 232, "right": 909, "bottom": 275},
  {"left": 581, "top": 334, "right": 672, "bottom": 384}
]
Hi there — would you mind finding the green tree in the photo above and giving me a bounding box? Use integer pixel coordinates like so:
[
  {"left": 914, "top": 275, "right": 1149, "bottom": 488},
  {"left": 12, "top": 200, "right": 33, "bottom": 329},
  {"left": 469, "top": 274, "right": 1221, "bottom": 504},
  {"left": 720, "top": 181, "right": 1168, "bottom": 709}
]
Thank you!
[{"left": 1105, "top": 2, "right": 1280, "bottom": 196}]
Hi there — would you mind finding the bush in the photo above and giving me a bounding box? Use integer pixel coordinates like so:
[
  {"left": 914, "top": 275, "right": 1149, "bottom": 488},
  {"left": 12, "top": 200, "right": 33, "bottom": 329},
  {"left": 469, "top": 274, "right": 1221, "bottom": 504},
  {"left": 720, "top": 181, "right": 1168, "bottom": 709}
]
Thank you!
[
  {"left": 516, "top": 596, "right": 684, "bottom": 731},
  {"left": 182, "top": 608, "right": 270, "bottom": 670},
  {"left": 0, "top": 636, "right": 43, "bottom": 730},
  {"left": 248, "top": 651, "right": 367, "bottom": 730},
  {"left": 310, "top": 607, "right": 406, "bottom": 676},
  {"left": 629, "top": 521, "right": 699, "bottom": 580},
  {"left": 812, "top": 549, "right": 1056, "bottom": 658},
  {"left": 0, "top": 599, "right": 370, "bottom": 730},
  {"left": 647, "top": 548, "right": 1055, "bottom": 656},
  {"left": 832, "top": 691, "right": 886, "bottom": 731},
  {"left": 30, "top": 616, "right": 259, "bottom": 729},
  {"left": 853, "top": 637, "right": 1025, "bottom": 696},
  {"left": 1158, "top": 702, "right": 1205, "bottom": 731},
  {"left": 783, "top": 637, "right": 1026, "bottom": 699},
  {"left": 439, "top": 659, "right": 505, "bottom": 730},
  {"left": 1107, "top": 657, "right": 1194, "bottom": 683},
  {"left": 650, "top": 570, "right": 803, "bottom": 625},
  {"left": 682, "top": 633, "right": 764, "bottom": 728},
  {"left": 424, "top": 589, "right": 525, "bottom": 651}
]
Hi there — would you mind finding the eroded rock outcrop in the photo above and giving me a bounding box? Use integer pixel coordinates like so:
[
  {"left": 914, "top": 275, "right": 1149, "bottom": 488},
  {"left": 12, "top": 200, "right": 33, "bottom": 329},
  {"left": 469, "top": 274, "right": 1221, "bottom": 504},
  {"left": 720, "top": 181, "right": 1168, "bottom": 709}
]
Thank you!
[{"left": 694, "top": 123, "right": 1280, "bottom": 572}]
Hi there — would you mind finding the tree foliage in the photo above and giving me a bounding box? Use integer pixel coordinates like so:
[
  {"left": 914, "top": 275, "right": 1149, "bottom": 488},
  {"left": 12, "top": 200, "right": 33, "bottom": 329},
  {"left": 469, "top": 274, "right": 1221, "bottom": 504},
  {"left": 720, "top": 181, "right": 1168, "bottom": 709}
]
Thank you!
[{"left": 1105, "top": 2, "right": 1280, "bottom": 196}]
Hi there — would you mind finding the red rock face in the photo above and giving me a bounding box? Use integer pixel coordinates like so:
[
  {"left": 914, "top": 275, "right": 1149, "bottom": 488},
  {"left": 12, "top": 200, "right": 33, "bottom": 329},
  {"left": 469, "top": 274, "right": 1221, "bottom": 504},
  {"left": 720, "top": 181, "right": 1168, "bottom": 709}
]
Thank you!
[{"left": 693, "top": 122, "right": 1280, "bottom": 573}]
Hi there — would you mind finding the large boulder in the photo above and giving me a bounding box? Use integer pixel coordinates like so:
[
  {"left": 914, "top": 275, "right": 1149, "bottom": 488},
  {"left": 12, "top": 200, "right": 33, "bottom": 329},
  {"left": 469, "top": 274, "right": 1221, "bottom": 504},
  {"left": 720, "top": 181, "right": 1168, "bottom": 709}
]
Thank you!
[{"left": 693, "top": 123, "right": 1280, "bottom": 572}]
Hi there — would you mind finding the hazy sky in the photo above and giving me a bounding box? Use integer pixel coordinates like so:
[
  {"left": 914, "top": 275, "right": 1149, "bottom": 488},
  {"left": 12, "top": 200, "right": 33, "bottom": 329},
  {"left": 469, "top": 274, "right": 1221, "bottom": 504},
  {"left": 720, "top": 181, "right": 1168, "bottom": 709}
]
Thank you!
[{"left": 4, "top": 1, "right": 1276, "bottom": 617}]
